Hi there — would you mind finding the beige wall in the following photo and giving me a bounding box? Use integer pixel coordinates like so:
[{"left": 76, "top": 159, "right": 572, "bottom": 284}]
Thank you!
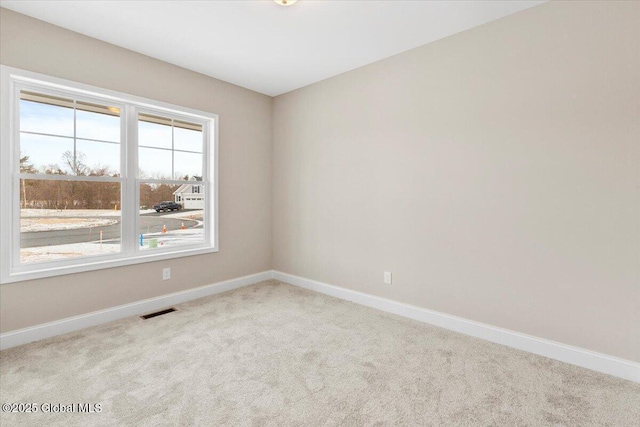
[
  {"left": 272, "top": 1, "right": 640, "bottom": 362},
  {"left": 0, "top": 9, "right": 273, "bottom": 332}
]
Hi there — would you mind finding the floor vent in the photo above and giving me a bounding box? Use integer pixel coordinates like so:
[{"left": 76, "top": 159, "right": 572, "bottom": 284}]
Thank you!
[{"left": 141, "top": 308, "right": 176, "bottom": 320}]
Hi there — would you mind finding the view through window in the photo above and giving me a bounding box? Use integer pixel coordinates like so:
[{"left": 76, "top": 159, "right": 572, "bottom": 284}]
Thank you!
[
  {"left": 19, "top": 92, "right": 123, "bottom": 264},
  {"left": 137, "top": 113, "right": 205, "bottom": 251},
  {"left": 1, "top": 69, "right": 217, "bottom": 283}
]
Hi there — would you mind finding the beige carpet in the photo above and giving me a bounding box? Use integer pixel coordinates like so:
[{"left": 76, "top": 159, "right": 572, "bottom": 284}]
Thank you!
[{"left": 1, "top": 280, "right": 638, "bottom": 426}]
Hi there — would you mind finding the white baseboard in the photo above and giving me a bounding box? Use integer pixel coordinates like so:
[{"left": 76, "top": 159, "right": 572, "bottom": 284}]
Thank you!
[
  {"left": 272, "top": 270, "right": 640, "bottom": 383},
  {"left": 0, "top": 270, "right": 272, "bottom": 351},
  {"left": 3, "top": 269, "right": 638, "bottom": 383}
]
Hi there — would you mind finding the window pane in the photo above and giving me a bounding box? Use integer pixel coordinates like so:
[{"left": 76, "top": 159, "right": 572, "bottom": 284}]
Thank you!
[
  {"left": 138, "top": 114, "right": 172, "bottom": 149},
  {"left": 174, "top": 151, "right": 202, "bottom": 180},
  {"left": 20, "top": 179, "right": 121, "bottom": 264},
  {"left": 19, "top": 95, "right": 74, "bottom": 137},
  {"left": 174, "top": 126, "right": 202, "bottom": 153},
  {"left": 139, "top": 182, "right": 205, "bottom": 251},
  {"left": 76, "top": 140, "right": 120, "bottom": 175},
  {"left": 139, "top": 147, "right": 172, "bottom": 179},
  {"left": 19, "top": 133, "right": 73, "bottom": 174},
  {"left": 76, "top": 102, "right": 121, "bottom": 142}
]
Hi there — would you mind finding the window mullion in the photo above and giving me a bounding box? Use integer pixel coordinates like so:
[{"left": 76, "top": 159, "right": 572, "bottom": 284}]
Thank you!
[
  {"left": 73, "top": 100, "right": 77, "bottom": 174},
  {"left": 121, "top": 105, "right": 138, "bottom": 255},
  {"left": 171, "top": 120, "right": 175, "bottom": 180}
]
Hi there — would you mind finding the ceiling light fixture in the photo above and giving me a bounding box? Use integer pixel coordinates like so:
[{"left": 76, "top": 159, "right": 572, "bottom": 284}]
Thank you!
[{"left": 274, "top": 0, "right": 297, "bottom": 6}]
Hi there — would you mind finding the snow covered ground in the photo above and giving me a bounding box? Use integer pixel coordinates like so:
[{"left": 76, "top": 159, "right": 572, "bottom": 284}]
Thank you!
[
  {"left": 21, "top": 209, "right": 200, "bottom": 219},
  {"left": 20, "top": 241, "right": 120, "bottom": 264},
  {"left": 20, "top": 209, "right": 202, "bottom": 233},
  {"left": 19, "top": 208, "right": 205, "bottom": 264},
  {"left": 20, "top": 228, "right": 205, "bottom": 264},
  {"left": 21, "top": 217, "right": 118, "bottom": 233},
  {"left": 139, "top": 228, "right": 205, "bottom": 251},
  {"left": 158, "top": 210, "right": 204, "bottom": 220},
  {"left": 21, "top": 209, "right": 156, "bottom": 218}
]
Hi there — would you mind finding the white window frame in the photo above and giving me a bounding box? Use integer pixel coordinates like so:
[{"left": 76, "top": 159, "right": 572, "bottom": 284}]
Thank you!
[{"left": 0, "top": 66, "right": 219, "bottom": 284}]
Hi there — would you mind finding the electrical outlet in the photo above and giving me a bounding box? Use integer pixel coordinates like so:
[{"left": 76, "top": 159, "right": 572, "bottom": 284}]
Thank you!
[
  {"left": 162, "top": 267, "right": 171, "bottom": 280},
  {"left": 384, "top": 271, "right": 392, "bottom": 285}
]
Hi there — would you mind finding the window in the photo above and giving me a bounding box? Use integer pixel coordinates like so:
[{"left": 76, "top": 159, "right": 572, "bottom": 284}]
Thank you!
[{"left": 0, "top": 66, "right": 218, "bottom": 283}]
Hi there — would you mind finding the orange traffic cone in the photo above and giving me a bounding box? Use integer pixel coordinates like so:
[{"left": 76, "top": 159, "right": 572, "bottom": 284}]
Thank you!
[
  {"left": 181, "top": 222, "right": 185, "bottom": 230},
  {"left": 162, "top": 225, "right": 167, "bottom": 234}
]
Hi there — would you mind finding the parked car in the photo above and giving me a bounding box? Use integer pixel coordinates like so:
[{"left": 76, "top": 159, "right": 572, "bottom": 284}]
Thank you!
[{"left": 153, "top": 201, "right": 182, "bottom": 212}]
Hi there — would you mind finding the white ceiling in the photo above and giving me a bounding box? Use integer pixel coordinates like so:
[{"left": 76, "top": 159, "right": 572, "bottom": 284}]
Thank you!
[{"left": 1, "top": 0, "right": 545, "bottom": 96}]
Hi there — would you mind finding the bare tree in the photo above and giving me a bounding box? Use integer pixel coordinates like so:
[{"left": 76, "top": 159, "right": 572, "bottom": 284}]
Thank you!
[
  {"left": 22, "top": 152, "right": 121, "bottom": 210},
  {"left": 19, "top": 154, "right": 36, "bottom": 208},
  {"left": 62, "top": 150, "right": 90, "bottom": 176}
]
